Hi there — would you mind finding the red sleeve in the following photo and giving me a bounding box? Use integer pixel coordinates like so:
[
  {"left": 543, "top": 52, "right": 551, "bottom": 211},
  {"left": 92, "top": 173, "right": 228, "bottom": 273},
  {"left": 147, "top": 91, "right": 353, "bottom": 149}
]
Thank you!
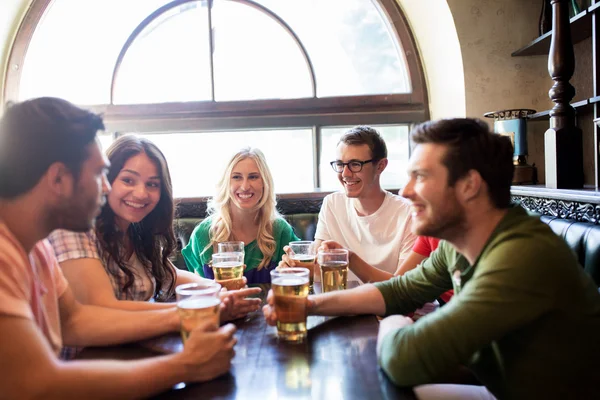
[
  {"left": 412, "top": 236, "right": 441, "bottom": 257},
  {"left": 412, "top": 236, "right": 431, "bottom": 257}
]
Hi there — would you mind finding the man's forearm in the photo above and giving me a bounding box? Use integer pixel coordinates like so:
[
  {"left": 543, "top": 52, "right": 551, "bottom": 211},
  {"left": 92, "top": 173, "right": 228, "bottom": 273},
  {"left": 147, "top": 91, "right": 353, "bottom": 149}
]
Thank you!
[
  {"left": 63, "top": 305, "right": 177, "bottom": 347},
  {"left": 349, "top": 252, "right": 394, "bottom": 283},
  {"left": 43, "top": 353, "right": 189, "bottom": 400},
  {"left": 308, "top": 284, "right": 386, "bottom": 316}
]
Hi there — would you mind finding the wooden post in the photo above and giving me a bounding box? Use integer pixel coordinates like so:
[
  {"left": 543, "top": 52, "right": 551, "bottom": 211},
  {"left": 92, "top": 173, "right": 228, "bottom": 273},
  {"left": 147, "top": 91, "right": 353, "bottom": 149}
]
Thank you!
[{"left": 544, "top": 0, "right": 584, "bottom": 189}]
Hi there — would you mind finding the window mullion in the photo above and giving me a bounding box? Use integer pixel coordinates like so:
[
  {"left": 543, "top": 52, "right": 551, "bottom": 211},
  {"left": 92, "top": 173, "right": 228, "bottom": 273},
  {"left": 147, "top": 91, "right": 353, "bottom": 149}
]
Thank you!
[{"left": 208, "top": 0, "right": 216, "bottom": 102}]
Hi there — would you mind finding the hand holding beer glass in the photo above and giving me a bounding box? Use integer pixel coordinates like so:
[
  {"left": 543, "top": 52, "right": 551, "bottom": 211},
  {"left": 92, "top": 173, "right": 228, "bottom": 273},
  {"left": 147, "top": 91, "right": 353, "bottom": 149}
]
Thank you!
[
  {"left": 212, "top": 252, "right": 245, "bottom": 291},
  {"left": 270, "top": 267, "right": 310, "bottom": 343},
  {"left": 287, "top": 241, "right": 317, "bottom": 292},
  {"left": 176, "top": 281, "right": 221, "bottom": 343},
  {"left": 318, "top": 248, "right": 349, "bottom": 293}
]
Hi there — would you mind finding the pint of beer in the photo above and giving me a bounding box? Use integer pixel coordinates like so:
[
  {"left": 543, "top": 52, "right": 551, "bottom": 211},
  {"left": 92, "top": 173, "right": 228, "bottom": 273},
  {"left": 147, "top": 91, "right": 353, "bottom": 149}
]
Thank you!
[
  {"left": 288, "top": 241, "right": 317, "bottom": 292},
  {"left": 175, "top": 281, "right": 221, "bottom": 344},
  {"left": 318, "top": 249, "right": 349, "bottom": 293},
  {"left": 212, "top": 252, "right": 245, "bottom": 290},
  {"left": 270, "top": 267, "right": 310, "bottom": 343}
]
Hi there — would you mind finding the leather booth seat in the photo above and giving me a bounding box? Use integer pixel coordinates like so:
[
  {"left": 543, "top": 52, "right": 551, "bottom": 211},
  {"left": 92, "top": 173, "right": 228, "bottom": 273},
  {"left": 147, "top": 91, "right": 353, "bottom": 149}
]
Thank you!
[
  {"left": 172, "top": 213, "right": 319, "bottom": 270},
  {"left": 540, "top": 216, "right": 600, "bottom": 287}
]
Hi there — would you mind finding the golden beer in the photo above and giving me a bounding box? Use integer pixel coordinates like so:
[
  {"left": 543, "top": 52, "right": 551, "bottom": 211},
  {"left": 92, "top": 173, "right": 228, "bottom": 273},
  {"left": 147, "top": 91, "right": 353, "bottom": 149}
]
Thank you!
[
  {"left": 291, "top": 254, "right": 316, "bottom": 289},
  {"left": 320, "top": 261, "right": 348, "bottom": 293},
  {"left": 272, "top": 275, "right": 310, "bottom": 342},
  {"left": 177, "top": 297, "right": 221, "bottom": 343},
  {"left": 212, "top": 261, "right": 245, "bottom": 290}
]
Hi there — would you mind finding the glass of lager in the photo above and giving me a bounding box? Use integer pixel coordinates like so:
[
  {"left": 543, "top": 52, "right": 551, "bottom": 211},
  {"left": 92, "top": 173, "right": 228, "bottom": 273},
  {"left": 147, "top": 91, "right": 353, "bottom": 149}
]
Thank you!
[
  {"left": 218, "top": 241, "right": 245, "bottom": 255},
  {"left": 270, "top": 267, "right": 310, "bottom": 343},
  {"left": 288, "top": 241, "right": 317, "bottom": 292},
  {"left": 212, "top": 252, "right": 245, "bottom": 290},
  {"left": 318, "top": 249, "right": 349, "bottom": 293},
  {"left": 175, "top": 281, "right": 221, "bottom": 344}
]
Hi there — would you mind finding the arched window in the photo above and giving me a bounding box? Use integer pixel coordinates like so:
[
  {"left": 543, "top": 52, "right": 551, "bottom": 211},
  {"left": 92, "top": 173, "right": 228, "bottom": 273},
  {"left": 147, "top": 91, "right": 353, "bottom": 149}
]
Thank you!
[{"left": 4, "top": 0, "right": 427, "bottom": 197}]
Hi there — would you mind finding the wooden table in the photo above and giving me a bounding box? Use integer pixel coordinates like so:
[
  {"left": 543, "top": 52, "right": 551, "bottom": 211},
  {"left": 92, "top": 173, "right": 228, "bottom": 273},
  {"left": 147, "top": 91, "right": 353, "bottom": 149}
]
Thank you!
[{"left": 78, "top": 283, "right": 416, "bottom": 399}]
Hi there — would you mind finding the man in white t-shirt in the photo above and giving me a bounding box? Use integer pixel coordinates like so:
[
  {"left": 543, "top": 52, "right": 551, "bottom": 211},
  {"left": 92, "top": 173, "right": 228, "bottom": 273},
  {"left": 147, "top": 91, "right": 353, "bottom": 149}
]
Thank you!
[{"left": 314, "top": 126, "right": 416, "bottom": 282}]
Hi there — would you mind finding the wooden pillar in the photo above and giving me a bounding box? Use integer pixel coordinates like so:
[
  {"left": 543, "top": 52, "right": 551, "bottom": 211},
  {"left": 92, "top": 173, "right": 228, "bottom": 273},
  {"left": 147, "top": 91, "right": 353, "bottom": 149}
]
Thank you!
[{"left": 545, "top": 0, "right": 584, "bottom": 189}]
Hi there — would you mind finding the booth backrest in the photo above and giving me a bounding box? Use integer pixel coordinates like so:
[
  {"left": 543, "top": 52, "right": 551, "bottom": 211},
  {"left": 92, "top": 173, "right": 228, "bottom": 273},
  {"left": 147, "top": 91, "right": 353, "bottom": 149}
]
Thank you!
[
  {"left": 170, "top": 198, "right": 600, "bottom": 288},
  {"left": 172, "top": 213, "right": 319, "bottom": 270},
  {"left": 540, "top": 216, "right": 600, "bottom": 287}
]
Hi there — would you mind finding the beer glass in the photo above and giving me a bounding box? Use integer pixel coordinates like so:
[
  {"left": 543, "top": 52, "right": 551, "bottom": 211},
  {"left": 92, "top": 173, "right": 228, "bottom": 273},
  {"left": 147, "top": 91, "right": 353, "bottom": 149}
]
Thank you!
[
  {"left": 175, "top": 281, "right": 221, "bottom": 344},
  {"left": 218, "top": 241, "right": 245, "bottom": 255},
  {"left": 288, "top": 241, "right": 317, "bottom": 292},
  {"left": 318, "top": 249, "right": 349, "bottom": 293},
  {"left": 270, "top": 267, "right": 310, "bottom": 343},
  {"left": 212, "top": 252, "right": 245, "bottom": 290}
]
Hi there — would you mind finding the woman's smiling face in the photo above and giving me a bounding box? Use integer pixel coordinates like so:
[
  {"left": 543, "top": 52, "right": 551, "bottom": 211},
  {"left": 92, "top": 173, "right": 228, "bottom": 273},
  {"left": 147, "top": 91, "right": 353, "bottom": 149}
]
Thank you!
[
  {"left": 107, "top": 152, "right": 162, "bottom": 229},
  {"left": 229, "top": 157, "right": 264, "bottom": 210}
]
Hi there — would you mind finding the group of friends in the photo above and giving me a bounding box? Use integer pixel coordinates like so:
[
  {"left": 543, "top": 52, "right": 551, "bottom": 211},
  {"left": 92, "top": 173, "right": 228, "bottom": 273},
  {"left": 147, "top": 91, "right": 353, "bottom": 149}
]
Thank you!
[{"left": 0, "top": 97, "right": 599, "bottom": 399}]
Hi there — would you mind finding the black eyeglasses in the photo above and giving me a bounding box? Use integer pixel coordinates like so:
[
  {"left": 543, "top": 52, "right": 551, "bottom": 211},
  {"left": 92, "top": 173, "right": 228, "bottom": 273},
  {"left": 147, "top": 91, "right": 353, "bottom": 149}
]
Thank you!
[{"left": 330, "top": 159, "right": 375, "bottom": 173}]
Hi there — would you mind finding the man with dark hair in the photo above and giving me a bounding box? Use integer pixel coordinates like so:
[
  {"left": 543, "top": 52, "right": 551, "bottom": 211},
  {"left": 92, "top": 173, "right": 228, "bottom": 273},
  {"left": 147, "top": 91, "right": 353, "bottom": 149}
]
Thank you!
[
  {"left": 311, "top": 125, "right": 416, "bottom": 281},
  {"left": 266, "top": 118, "right": 600, "bottom": 399},
  {"left": 0, "top": 98, "right": 236, "bottom": 398}
]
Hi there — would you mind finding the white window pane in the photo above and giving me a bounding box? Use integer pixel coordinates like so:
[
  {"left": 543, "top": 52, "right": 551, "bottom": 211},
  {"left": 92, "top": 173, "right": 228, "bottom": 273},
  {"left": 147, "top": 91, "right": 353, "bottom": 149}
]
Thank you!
[
  {"left": 319, "top": 125, "right": 410, "bottom": 191},
  {"left": 97, "top": 134, "right": 114, "bottom": 154},
  {"left": 113, "top": 2, "right": 212, "bottom": 104},
  {"left": 20, "top": 0, "right": 169, "bottom": 104},
  {"left": 136, "top": 130, "right": 314, "bottom": 197},
  {"left": 212, "top": 0, "right": 312, "bottom": 101},
  {"left": 256, "top": 0, "right": 411, "bottom": 97}
]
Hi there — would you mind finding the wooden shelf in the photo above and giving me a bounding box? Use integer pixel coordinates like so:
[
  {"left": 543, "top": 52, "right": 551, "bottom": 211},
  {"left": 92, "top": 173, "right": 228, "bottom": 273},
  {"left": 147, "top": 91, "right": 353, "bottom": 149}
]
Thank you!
[
  {"left": 511, "top": 185, "right": 600, "bottom": 203},
  {"left": 528, "top": 98, "right": 591, "bottom": 121},
  {"left": 589, "top": 1, "right": 600, "bottom": 13},
  {"left": 512, "top": 10, "right": 591, "bottom": 57}
]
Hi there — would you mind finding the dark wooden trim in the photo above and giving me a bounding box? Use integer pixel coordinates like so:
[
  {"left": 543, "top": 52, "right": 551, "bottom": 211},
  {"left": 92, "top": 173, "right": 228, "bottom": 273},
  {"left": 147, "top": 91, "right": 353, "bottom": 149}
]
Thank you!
[
  {"left": 511, "top": 10, "right": 591, "bottom": 57},
  {"left": 512, "top": 195, "right": 600, "bottom": 224},
  {"left": 207, "top": 0, "right": 216, "bottom": 101},
  {"left": 175, "top": 188, "right": 600, "bottom": 224},
  {"left": 378, "top": 0, "right": 428, "bottom": 112},
  {"left": 98, "top": 108, "right": 424, "bottom": 133},
  {"left": 544, "top": 0, "right": 584, "bottom": 189},
  {"left": 2, "top": 0, "right": 51, "bottom": 104}
]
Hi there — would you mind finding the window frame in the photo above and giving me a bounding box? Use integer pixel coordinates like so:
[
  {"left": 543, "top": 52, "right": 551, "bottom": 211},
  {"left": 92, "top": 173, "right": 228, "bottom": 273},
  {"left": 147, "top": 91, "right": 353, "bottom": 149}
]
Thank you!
[{"left": 3, "top": 0, "right": 426, "bottom": 192}]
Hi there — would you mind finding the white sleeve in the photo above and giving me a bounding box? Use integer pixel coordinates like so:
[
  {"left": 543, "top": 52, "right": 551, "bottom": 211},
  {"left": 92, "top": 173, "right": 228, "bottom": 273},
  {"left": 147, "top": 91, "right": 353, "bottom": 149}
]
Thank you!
[
  {"left": 397, "top": 215, "right": 417, "bottom": 266},
  {"left": 314, "top": 195, "right": 332, "bottom": 241}
]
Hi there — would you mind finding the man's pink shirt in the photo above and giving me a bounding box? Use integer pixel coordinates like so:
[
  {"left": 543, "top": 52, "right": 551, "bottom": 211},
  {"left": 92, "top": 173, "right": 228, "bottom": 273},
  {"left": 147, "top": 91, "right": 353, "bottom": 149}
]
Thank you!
[{"left": 0, "top": 222, "right": 68, "bottom": 355}]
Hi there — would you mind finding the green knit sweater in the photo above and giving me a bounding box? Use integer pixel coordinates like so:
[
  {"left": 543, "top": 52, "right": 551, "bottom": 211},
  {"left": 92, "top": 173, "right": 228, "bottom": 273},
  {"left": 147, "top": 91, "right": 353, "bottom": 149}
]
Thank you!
[{"left": 375, "top": 206, "right": 600, "bottom": 399}]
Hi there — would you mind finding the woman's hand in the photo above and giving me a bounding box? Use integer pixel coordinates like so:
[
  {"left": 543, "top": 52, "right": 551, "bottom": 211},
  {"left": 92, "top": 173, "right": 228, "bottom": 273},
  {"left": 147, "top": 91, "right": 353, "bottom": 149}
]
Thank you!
[{"left": 218, "top": 287, "right": 262, "bottom": 322}]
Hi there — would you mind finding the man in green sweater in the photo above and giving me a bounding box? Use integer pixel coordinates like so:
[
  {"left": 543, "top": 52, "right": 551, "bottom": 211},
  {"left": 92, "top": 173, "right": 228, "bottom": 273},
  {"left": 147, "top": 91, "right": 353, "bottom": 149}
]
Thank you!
[{"left": 263, "top": 118, "right": 600, "bottom": 399}]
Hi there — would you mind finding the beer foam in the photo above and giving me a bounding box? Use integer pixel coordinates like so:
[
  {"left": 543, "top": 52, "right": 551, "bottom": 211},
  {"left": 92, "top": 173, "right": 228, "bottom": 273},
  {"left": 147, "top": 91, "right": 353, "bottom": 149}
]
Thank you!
[
  {"left": 272, "top": 276, "right": 309, "bottom": 286},
  {"left": 178, "top": 297, "right": 221, "bottom": 309},
  {"left": 213, "top": 261, "right": 243, "bottom": 268}
]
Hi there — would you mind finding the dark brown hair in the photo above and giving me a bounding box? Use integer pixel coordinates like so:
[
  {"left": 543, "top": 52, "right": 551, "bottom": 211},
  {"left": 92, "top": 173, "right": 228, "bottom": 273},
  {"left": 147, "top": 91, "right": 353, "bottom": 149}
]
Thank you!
[
  {"left": 338, "top": 125, "right": 387, "bottom": 161},
  {"left": 0, "top": 97, "right": 103, "bottom": 198},
  {"left": 410, "top": 118, "right": 514, "bottom": 208},
  {"left": 95, "top": 135, "right": 176, "bottom": 300}
]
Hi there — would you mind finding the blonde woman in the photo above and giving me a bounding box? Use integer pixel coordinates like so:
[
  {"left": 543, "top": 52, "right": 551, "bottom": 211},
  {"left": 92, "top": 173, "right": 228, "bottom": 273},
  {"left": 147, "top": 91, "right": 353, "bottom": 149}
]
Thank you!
[{"left": 183, "top": 148, "right": 299, "bottom": 283}]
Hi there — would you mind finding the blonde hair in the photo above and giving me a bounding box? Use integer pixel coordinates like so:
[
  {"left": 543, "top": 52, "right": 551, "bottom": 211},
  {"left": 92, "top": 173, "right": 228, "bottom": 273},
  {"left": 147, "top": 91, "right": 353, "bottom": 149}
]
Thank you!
[{"left": 206, "top": 147, "right": 280, "bottom": 269}]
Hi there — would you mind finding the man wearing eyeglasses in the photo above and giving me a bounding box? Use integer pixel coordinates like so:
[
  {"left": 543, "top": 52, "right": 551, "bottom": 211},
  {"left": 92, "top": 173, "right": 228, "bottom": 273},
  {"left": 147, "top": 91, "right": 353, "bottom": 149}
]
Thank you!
[{"left": 313, "top": 126, "right": 416, "bottom": 282}]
